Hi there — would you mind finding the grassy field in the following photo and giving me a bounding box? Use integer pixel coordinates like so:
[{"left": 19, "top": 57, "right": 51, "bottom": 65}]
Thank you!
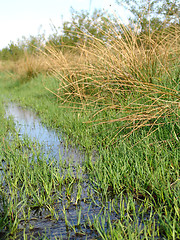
[{"left": 0, "top": 24, "right": 179, "bottom": 239}]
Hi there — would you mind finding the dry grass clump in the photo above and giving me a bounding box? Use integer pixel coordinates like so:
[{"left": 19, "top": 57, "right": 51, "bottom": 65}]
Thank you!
[
  {"left": 43, "top": 46, "right": 93, "bottom": 102},
  {"left": 0, "top": 52, "right": 51, "bottom": 81},
  {"left": 44, "top": 23, "right": 180, "bottom": 137},
  {"left": 14, "top": 52, "right": 51, "bottom": 79},
  {"left": 0, "top": 60, "right": 17, "bottom": 73},
  {"left": 0, "top": 60, "right": 3, "bottom": 71}
]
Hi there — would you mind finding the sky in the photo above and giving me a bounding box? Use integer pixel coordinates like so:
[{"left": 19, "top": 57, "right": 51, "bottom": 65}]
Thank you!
[{"left": 0, "top": 0, "right": 129, "bottom": 50}]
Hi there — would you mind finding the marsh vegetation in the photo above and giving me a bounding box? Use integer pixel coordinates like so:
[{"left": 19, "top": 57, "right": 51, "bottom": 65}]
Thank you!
[{"left": 0, "top": 1, "right": 179, "bottom": 239}]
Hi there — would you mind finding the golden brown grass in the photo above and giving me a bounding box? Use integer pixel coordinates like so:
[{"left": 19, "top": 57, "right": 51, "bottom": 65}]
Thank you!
[
  {"left": 43, "top": 23, "right": 179, "bottom": 139},
  {"left": 0, "top": 51, "right": 50, "bottom": 79},
  {"left": 0, "top": 59, "right": 16, "bottom": 73}
]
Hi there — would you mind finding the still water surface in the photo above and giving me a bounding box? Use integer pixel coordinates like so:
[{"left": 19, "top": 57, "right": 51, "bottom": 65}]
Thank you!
[{"left": 5, "top": 102, "right": 84, "bottom": 165}]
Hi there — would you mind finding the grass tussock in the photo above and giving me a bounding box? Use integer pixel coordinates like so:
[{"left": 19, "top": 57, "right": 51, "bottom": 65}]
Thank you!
[
  {"left": 16, "top": 52, "right": 50, "bottom": 78},
  {"left": 0, "top": 52, "right": 50, "bottom": 82},
  {"left": 44, "top": 23, "right": 180, "bottom": 140}
]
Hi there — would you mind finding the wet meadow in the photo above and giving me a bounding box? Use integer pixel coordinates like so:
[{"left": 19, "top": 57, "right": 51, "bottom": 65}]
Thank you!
[{"left": 0, "top": 20, "right": 179, "bottom": 239}]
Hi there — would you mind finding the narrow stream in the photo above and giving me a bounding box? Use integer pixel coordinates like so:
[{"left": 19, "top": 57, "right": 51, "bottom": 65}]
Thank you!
[
  {"left": 4, "top": 102, "right": 105, "bottom": 239},
  {"left": 5, "top": 102, "right": 85, "bottom": 165}
]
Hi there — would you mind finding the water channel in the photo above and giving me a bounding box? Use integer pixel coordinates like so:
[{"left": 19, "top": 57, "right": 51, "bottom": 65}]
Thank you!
[
  {"left": 5, "top": 102, "right": 85, "bottom": 166},
  {"left": 4, "top": 102, "right": 109, "bottom": 239}
]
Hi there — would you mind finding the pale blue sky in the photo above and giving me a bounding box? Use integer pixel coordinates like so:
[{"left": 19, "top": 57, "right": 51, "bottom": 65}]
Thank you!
[{"left": 0, "top": 0, "right": 128, "bottom": 49}]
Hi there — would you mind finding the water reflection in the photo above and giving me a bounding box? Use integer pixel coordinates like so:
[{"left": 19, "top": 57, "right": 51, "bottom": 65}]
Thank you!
[{"left": 5, "top": 102, "right": 84, "bottom": 165}]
